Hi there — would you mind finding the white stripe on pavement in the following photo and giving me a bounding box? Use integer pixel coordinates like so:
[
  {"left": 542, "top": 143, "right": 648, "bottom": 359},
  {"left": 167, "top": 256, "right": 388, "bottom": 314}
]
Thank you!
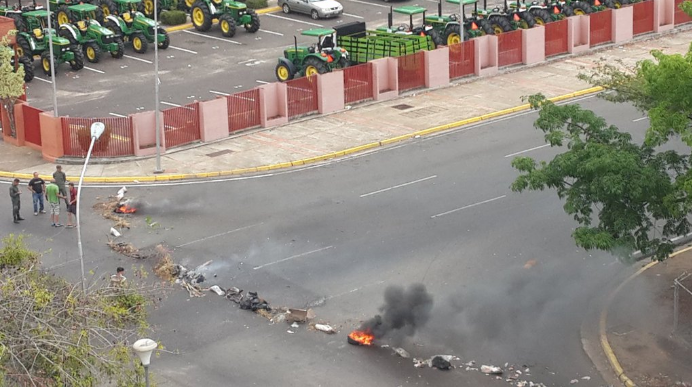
[
  {"left": 265, "top": 13, "right": 324, "bottom": 27},
  {"left": 431, "top": 195, "right": 507, "bottom": 218},
  {"left": 183, "top": 29, "right": 242, "bottom": 44},
  {"left": 109, "top": 112, "right": 127, "bottom": 117},
  {"left": 33, "top": 77, "right": 52, "bottom": 83},
  {"left": 259, "top": 29, "right": 284, "bottom": 36},
  {"left": 345, "top": 0, "right": 390, "bottom": 8},
  {"left": 504, "top": 144, "right": 550, "bottom": 158},
  {"left": 360, "top": 175, "right": 437, "bottom": 198},
  {"left": 210, "top": 90, "right": 230, "bottom": 96},
  {"left": 124, "top": 54, "right": 152, "bottom": 63},
  {"left": 633, "top": 116, "right": 648, "bottom": 122},
  {"left": 83, "top": 66, "right": 105, "bottom": 74},
  {"left": 168, "top": 45, "right": 198, "bottom": 54},
  {"left": 342, "top": 12, "right": 364, "bottom": 19},
  {"left": 256, "top": 80, "right": 269, "bottom": 84},
  {"left": 253, "top": 246, "right": 334, "bottom": 270},
  {"left": 160, "top": 101, "right": 181, "bottom": 107}
]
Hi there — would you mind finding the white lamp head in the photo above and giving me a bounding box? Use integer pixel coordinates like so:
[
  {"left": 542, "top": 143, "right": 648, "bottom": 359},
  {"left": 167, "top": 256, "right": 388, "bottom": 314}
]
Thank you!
[
  {"left": 90, "top": 122, "right": 105, "bottom": 140},
  {"left": 132, "top": 338, "right": 158, "bottom": 366}
]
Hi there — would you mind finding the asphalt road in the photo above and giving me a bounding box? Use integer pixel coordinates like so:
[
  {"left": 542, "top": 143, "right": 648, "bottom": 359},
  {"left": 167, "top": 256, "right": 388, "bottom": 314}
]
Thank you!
[
  {"left": 0, "top": 96, "right": 666, "bottom": 386},
  {"left": 24, "top": 0, "right": 482, "bottom": 117}
]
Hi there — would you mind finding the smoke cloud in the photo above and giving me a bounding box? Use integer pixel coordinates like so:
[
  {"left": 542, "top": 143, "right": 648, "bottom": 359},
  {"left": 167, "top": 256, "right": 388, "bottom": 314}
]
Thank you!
[{"left": 358, "top": 283, "right": 434, "bottom": 343}]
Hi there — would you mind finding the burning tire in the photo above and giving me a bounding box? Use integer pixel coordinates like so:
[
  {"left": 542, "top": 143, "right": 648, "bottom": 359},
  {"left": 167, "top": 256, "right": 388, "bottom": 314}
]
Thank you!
[{"left": 347, "top": 330, "right": 374, "bottom": 346}]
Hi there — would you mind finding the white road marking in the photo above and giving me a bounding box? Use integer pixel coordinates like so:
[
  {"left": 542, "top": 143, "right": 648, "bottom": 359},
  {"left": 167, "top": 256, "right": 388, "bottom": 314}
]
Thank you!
[
  {"left": 124, "top": 54, "right": 152, "bottom": 63},
  {"left": 176, "top": 223, "right": 263, "bottom": 248},
  {"left": 160, "top": 101, "right": 181, "bottom": 107},
  {"left": 183, "top": 29, "right": 242, "bottom": 44},
  {"left": 633, "top": 116, "right": 648, "bottom": 122},
  {"left": 259, "top": 29, "right": 284, "bottom": 36},
  {"left": 360, "top": 175, "right": 437, "bottom": 198},
  {"left": 210, "top": 90, "right": 230, "bottom": 96},
  {"left": 109, "top": 112, "right": 127, "bottom": 117},
  {"left": 345, "top": 0, "right": 390, "bottom": 8},
  {"left": 256, "top": 80, "right": 269, "bottom": 84},
  {"left": 504, "top": 143, "right": 550, "bottom": 158},
  {"left": 33, "top": 77, "right": 52, "bottom": 83},
  {"left": 342, "top": 12, "right": 364, "bottom": 19},
  {"left": 431, "top": 195, "right": 507, "bottom": 218},
  {"left": 168, "top": 45, "right": 198, "bottom": 54},
  {"left": 253, "top": 245, "right": 334, "bottom": 270},
  {"left": 326, "top": 280, "right": 385, "bottom": 300},
  {"left": 266, "top": 13, "right": 324, "bottom": 27},
  {"left": 83, "top": 66, "right": 105, "bottom": 74},
  {"left": 238, "top": 58, "right": 257, "bottom": 64}
]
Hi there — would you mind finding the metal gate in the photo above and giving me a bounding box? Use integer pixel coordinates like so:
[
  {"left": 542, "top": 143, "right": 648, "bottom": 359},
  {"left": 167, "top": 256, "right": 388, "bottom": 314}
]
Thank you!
[
  {"left": 287, "top": 76, "right": 319, "bottom": 118},
  {"left": 163, "top": 102, "right": 201, "bottom": 148},
  {"left": 22, "top": 104, "right": 42, "bottom": 146},
  {"left": 227, "top": 89, "right": 261, "bottom": 133}
]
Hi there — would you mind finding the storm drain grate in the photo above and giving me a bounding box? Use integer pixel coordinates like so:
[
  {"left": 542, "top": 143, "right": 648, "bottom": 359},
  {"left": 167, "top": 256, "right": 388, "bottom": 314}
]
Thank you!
[
  {"left": 401, "top": 106, "right": 448, "bottom": 118},
  {"left": 392, "top": 104, "right": 414, "bottom": 110},
  {"left": 206, "top": 149, "right": 234, "bottom": 157}
]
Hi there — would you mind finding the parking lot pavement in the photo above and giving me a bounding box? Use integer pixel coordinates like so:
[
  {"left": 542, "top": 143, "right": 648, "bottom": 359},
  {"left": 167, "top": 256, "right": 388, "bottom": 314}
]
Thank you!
[{"left": 24, "top": 0, "right": 487, "bottom": 117}]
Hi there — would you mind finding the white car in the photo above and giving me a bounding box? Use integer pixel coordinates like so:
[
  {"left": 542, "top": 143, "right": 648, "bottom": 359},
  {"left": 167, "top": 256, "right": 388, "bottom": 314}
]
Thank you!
[{"left": 279, "top": 0, "right": 344, "bottom": 20}]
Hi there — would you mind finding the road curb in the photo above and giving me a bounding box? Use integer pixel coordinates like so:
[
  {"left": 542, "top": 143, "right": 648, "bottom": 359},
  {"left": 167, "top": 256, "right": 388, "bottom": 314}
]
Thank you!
[
  {"left": 0, "top": 86, "right": 604, "bottom": 184},
  {"left": 598, "top": 245, "right": 692, "bottom": 387},
  {"left": 164, "top": 6, "right": 281, "bottom": 33}
]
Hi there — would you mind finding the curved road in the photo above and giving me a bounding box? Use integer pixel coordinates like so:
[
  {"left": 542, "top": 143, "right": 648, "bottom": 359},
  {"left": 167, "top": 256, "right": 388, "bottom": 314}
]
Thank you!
[{"left": 1, "top": 96, "right": 659, "bottom": 386}]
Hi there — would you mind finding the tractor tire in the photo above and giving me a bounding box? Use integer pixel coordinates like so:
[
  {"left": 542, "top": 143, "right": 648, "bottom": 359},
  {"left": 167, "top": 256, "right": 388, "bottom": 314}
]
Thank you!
[
  {"left": 180, "top": 0, "right": 196, "bottom": 11},
  {"left": 95, "top": 0, "right": 117, "bottom": 19},
  {"left": 131, "top": 32, "right": 148, "bottom": 53},
  {"left": 58, "top": 28, "right": 78, "bottom": 45},
  {"left": 443, "top": 24, "right": 463, "bottom": 45},
  {"left": 219, "top": 14, "right": 237, "bottom": 37},
  {"left": 70, "top": 47, "right": 85, "bottom": 70},
  {"left": 337, "top": 57, "right": 349, "bottom": 69},
  {"left": 570, "top": 1, "right": 592, "bottom": 14},
  {"left": 516, "top": 12, "right": 536, "bottom": 29},
  {"left": 57, "top": 5, "right": 72, "bottom": 25},
  {"left": 157, "top": 27, "right": 170, "bottom": 49},
  {"left": 40, "top": 51, "right": 53, "bottom": 75},
  {"left": 105, "top": 20, "right": 123, "bottom": 37},
  {"left": 8, "top": 14, "right": 25, "bottom": 33},
  {"left": 140, "top": 0, "right": 162, "bottom": 18},
  {"left": 275, "top": 62, "right": 294, "bottom": 82},
  {"left": 464, "top": 29, "right": 470, "bottom": 41},
  {"left": 426, "top": 28, "right": 444, "bottom": 48},
  {"left": 111, "top": 38, "right": 125, "bottom": 58},
  {"left": 488, "top": 15, "right": 513, "bottom": 34},
  {"left": 477, "top": 19, "right": 495, "bottom": 35},
  {"left": 303, "top": 56, "right": 328, "bottom": 77},
  {"left": 16, "top": 35, "right": 33, "bottom": 61},
  {"left": 191, "top": 1, "right": 212, "bottom": 32},
  {"left": 561, "top": 4, "right": 574, "bottom": 16},
  {"left": 84, "top": 42, "right": 101, "bottom": 63},
  {"left": 529, "top": 8, "right": 553, "bottom": 24},
  {"left": 19, "top": 56, "right": 34, "bottom": 82},
  {"left": 244, "top": 9, "right": 260, "bottom": 33},
  {"left": 614, "top": 0, "right": 630, "bottom": 7}
]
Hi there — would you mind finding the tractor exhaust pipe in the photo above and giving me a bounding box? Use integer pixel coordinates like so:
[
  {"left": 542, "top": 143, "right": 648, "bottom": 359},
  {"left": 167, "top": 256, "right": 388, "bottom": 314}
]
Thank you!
[
  {"left": 388, "top": 6, "right": 392, "bottom": 28},
  {"left": 438, "top": 0, "right": 442, "bottom": 17},
  {"left": 294, "top": 35, "right": 298, "bottom": 53}
]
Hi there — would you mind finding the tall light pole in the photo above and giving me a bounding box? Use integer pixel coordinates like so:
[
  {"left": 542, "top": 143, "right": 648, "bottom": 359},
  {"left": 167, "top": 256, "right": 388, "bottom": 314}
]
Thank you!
[
  {"left": 45, "top": 0, "right": 59, "bottom": 115},
  {"left": 133, "top": 338, "right": 157, "bottom": 387},
  {"left": 153, "top": 0, "right": 163, "bottom": 174},
  {"left": 76, "top": 122, "right": 105, "bottom": 295}
]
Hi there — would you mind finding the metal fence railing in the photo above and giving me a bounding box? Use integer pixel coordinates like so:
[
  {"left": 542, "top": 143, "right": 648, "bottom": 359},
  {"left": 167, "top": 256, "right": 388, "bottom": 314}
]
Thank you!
[
  {"left": 286, "top": 76, "right": 319, "bottom": 119},
  {"left": 397, "top": 51, "right": 426, "bottom": 92},
  {"left": 227, "top": 89, "right": 261, "bottom": 133},
  {"left": 675, "top": 0, "right": 692, "bottom": 24},
  {"left": 590, "top": 9, "right": 613, "bottom": 46},
  {"left": 22, "top": 104, "right": 42, "bottom": 146},
  {"left": 449, "top": 40, "right": 475, "bottom": 79},
  {"left": 632, "top": 0, "right": 654, "bottom": 35},
  {"left": 343, "top": 63, "right": 374, "bottom": 104},
  {"left": 498, "top": 29, "right": 523, "bottom": 67},
  {"left": 162, "top": 102, "right": 201, "bottom": 149},
  {"left": 545, "top": 19, "right": 569, "bottom": 57},
  {"left": 61, "top": 116, "right": 134, "bottom": 157}
]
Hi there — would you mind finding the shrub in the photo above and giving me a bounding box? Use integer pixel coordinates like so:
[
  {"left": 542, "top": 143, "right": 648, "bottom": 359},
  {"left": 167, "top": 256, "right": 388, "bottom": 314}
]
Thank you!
[
  {"left": 246, "top": 0, "right": 268, "bottom": 9},
  {"left": 0, "top": 234, "right": 37, "bottom": 268},
  {"left": 160, "top": 9, "right": 188, "bottom": 25}
]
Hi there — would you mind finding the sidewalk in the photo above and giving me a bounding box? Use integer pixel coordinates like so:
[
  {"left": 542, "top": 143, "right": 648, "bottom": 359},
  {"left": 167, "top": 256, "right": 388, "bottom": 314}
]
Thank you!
[{"left": 1, "top": 30, "right": 691, "bottom": 183}]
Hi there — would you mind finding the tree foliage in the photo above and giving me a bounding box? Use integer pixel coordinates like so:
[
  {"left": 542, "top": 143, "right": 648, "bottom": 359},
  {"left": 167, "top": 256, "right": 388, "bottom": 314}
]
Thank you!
[
  {"left": 512, "top": 95, "right": 690, "bottom": 261},
  {"left": 0, "top": 33, "right": 26, "bottom": 138},
  {"left": 0, "top": 234, "right": 155, "bottom": 386}
]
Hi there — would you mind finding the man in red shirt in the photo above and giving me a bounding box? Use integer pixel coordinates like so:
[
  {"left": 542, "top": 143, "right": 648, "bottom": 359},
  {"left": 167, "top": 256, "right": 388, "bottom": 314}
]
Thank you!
[{"left": 66, "top": 182, "right": 77, "bottom": 228}]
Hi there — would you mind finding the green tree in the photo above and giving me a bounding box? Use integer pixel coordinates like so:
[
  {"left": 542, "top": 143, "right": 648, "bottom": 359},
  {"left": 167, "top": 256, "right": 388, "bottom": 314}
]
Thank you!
[
  {"left": 0, "top": 33, "right": 26, "bottom": 138},
  {"left": 511, "top": 95, "right": 690, "bottom": 261},
  {"left": 0, "top": 234, "right": 155, "bottom": 386}
]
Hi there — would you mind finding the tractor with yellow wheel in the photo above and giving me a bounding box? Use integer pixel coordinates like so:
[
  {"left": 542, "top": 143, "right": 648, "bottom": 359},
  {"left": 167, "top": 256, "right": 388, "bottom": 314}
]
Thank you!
[
  {"left": 58, "top": 3, "right": 124, "bottom": 62},
  {"left": 425, "top": 0, "right": 493, "bottom": 44},
  {"left": 275, "top": 29, "right": 349, "bottom": 82},
  {"left": 102, "top": 0, "right": 170, "bottom": 54},
  {"left": 190, "top": 0, "right": 260, "bottom": 37}
]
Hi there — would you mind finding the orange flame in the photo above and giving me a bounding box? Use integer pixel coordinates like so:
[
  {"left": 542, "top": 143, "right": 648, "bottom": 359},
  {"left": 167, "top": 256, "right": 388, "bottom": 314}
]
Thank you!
[
  {"left": 116, "top": 204, "right": 137, "bottom": 214},
  {"left": 348, "top": 330, "right": 374, "bottom": 345}
]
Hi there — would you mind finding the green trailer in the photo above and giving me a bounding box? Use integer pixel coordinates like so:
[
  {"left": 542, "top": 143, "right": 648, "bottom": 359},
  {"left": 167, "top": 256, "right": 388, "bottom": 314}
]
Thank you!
[
  {"left": 334, "top": 21, "right": 434, "bottom": 64},
  {"left": 376, "top": 6, "right": 444, "bottom": 47}
]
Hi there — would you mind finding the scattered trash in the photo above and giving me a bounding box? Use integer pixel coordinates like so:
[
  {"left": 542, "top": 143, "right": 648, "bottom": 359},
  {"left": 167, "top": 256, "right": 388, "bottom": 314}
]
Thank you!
[
  {"left": 431, "top": 356, "right": 452, "bottom": 370},
  {"left": 581, "top": 376, "right": 590, "bottom": 380},
  {"left": 524, "top": 259, "right": 538, "bottom": 269},
  {"left": 117, "top": 186, "right": 127, "bottom": 200},
  {"left": 314, "top": 324, "right": 336, "bottom": 334},
  {"left": 110, "top": 227, "right": 121, "bottom": 237},
  {"left": 287, "top": 330, "right": 294, "bottom": 334},
  {"left": 392, "top": 347, "right": 410, "bottom": 358},
  {"left": 209, "top": 285, "right": 225, "bottom": 296},
  {"left": 286, "top": 308, "right": 315, "bottom": 323},
  {"left": 239, "top": 291, "right": 270, "bottom": 311},
  {"left": 107, "top": 240, "right": 142, "bottom": 259},
  {"left": 291, "top": 322, "right": 299, "bottom": 328},
  {"left": 481, "top": 365, "right": 503, "bottom": 375},
  {"left": 570, "top": 380, "right": 578, "bottom": 384}
]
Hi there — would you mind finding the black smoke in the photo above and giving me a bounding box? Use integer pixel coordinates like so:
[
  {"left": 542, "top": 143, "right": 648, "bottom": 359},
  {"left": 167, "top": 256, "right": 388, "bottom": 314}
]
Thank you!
[{"left": 358, "top": 283, "right": 433, "bottom": 343}]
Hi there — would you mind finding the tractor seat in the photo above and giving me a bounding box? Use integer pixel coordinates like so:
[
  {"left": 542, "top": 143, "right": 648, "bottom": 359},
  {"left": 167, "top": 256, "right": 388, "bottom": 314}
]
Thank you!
[
  {"left": 77, "top": 20, "right": 88, "bottom": 32},
  {"left": 321, "top": 36, "right": 334, "bottom": 49},
  {"left": 123, "top": 12, "right": 133, "bottom": 23},
  {"left": 33, "top": 28, "right": 43, "bottom": 39}
]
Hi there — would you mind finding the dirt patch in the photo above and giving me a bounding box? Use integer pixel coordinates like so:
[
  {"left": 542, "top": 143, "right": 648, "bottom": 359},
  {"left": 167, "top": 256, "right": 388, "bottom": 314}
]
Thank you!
[{"left": 153, "top": 245, "right": 176, "bottom": 281}]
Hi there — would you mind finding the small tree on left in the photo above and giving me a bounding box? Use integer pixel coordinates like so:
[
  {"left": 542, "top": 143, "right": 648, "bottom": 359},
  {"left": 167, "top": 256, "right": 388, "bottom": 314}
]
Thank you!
[{"left": 0, "top": 32, "right": 26, "bottom": 138}]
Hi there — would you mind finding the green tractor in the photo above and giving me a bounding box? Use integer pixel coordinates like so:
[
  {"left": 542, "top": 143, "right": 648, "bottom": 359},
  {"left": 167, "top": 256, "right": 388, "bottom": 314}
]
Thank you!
[
  {"left": 0, "top": 0, "right": 44, "bottom": 32},
  {"left": 481, "top": 0, "right": 537, "bottom": 33},
  {"left": 48, "top": 0, "right": 93, "bottom": 26},
  {"left": 5, "top": 46, "right": 35, "bottom": 82},
  {"left": 12, "top": 9, "right": 84, "bottom": 75},
  {"left": 58, "top": 3, "right": 124, "bottom": 62},
  {"left": 102, "top": 0, "right": 170, "bottom": 53},
  {"left": 190, "top": 0, "right": 260, "bottom": 37},
  {"left": 376, "top": 6, "right": 444, "bottom": 47},
  {"left": 275, "top": 28, "right": 349, "bottom": 82},
  {"left": 425, "top": 0, "right": 493, "bottom": 45}
]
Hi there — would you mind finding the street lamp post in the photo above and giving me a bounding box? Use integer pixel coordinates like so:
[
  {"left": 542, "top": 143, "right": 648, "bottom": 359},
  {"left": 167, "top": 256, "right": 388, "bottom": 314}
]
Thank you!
[
  {"left": 45, "top": 0, "right": 59, "bottom": 115},
  {"left": 153, "top": 1, "right": 163, "bottom": 174},
  {"left": 133, "top": 338, "right": 158, "bottom": 387},
  {"left": 76, "top": 122, "right": 105, "bottom": 295}
]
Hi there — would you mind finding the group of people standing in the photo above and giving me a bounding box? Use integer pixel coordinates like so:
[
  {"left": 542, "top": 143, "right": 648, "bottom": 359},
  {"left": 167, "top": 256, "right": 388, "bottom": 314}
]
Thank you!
[{"left": 10, "top": 165, "right": 78, "bottom": 227}]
